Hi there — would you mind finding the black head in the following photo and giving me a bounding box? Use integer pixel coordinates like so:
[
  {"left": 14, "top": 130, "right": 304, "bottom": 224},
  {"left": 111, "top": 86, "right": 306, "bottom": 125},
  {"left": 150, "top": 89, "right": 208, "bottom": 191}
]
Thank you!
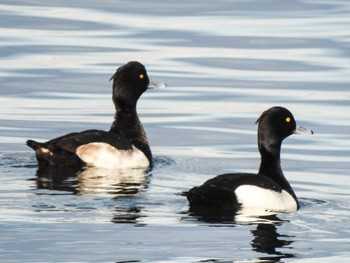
[
  {"left": 110, "top": 61, "right": 150, "bottom": 111},
  {"left": 255, "top": 106, "right": 298, "bottom": 158}
]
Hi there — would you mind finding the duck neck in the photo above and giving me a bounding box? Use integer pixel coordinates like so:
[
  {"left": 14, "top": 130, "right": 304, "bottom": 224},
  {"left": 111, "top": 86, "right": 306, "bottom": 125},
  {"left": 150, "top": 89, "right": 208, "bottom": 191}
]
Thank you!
[
  {"left": 258, "top": 147, "right": 283, "bottom": 178},
  {"left": 258, "top": 144, "right": 298, "bottom": 207},
  {"left": 109, "top": 108, "right": 152, "bottom": 164}
]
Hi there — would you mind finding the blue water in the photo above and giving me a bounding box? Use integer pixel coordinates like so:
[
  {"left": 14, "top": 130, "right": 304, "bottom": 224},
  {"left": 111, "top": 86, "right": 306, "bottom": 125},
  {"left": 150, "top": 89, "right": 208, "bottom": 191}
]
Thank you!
[{"left": 1, "top": 0, "right": 350, "bottom": 262}]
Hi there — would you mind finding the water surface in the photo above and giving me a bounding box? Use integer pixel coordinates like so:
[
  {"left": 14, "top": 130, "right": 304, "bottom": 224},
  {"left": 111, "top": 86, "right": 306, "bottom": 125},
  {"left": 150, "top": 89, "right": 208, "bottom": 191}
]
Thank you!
[{"left": 1, "top": 0, "right": 350, "bottom": 262}]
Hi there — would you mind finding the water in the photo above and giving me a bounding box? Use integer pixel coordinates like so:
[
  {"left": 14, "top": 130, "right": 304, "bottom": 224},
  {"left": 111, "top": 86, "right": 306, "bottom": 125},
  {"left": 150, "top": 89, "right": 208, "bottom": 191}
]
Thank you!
[{"left": 1, "top": 0, "right": 350, "bottom": 262}]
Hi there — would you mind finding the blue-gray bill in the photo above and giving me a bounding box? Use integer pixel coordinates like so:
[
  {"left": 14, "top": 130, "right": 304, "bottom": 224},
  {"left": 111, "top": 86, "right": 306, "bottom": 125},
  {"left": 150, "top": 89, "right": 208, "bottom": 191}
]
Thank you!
[
  {"left": 294, "top": 125, "right": 314, "bottom": 135},
  {"left": 148, "top": 80, "right": 167, "bottom": 89}
]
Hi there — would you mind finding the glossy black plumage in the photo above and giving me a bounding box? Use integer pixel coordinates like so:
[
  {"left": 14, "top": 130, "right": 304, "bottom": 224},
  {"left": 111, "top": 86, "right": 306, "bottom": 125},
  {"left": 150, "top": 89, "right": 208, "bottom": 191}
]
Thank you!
[
  {"left": 185, "top": 173, "right": 283, "bottom": 209},
  {"left": 184, "top": 106, "right": 313, "bottom": 212},
  {"left": 27, "top": 61, "right": 162, "bottom": 168}
]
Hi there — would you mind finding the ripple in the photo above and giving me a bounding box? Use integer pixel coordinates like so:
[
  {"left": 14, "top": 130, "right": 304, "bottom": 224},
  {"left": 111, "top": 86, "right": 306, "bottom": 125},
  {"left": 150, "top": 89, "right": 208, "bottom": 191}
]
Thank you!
[
  {"left": 299, "top": 198, "right": 329, "bottom": 209},
  {"left": 152, "top": 155, "right": 177, "bottom": 168}
]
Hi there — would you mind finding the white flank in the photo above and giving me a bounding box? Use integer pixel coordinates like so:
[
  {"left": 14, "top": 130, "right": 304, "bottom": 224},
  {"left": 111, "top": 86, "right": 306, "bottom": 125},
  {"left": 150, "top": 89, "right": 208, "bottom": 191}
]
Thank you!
[
  {"left": 235, "top": 185, "right": 297, "bottom": 212},
  {"left": 76, "top": 143, "right": 149, "bottom": 169}
]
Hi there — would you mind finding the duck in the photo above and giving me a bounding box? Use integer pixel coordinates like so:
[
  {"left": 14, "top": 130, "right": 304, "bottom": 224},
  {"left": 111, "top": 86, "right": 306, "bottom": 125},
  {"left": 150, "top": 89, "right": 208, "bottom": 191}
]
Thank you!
[
  {"left": 27, "top": 61, "right": 166, "bottom": 169},
  {"left": 183, "top": 106, "right": 313, "bottom": 213}
]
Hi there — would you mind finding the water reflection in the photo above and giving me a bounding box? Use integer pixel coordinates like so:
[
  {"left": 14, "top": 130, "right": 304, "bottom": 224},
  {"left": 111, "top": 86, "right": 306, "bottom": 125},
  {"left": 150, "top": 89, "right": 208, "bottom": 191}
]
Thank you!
[
  {"left": 251, "top": 223, "right": 295, "bottom": 262},
  {"left": 76, "top": 167, "right": 150, "bottom": 197},
  {"left": 186, "top": 208, "right": 296, "bottom": 262},
  {"left": 112, "top": 206, "right": 143, "bottom": 224},
  {"left": 33, "top": 165, "right": 150, "bottom": 223},
  {"left": 34, "top": 165, "right": 150, "bottom": 197},
  {"left": 35, "top": 166, "right": 80, "bottom": 194}
]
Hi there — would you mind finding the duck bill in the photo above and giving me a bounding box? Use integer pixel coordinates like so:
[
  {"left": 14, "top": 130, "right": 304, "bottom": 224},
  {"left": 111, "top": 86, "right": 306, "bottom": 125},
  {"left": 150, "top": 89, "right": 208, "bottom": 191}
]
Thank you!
[
  {"left": 294, "top": 125, "right": 314, "bottom": 135},
  {"left": 147, "top": 80, "right": 167, "bottom": 89}
]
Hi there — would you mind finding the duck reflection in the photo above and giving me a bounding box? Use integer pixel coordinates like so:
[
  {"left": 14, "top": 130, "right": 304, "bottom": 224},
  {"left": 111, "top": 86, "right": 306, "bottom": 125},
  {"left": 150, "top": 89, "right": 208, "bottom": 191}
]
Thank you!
[
  {"left": 251, "top": 222, "right": 295, "bottom": 262},
  {"left": 35, "top": 166, "right": 80, "bottom": 194},
  {"left": 33, "top": 165, "right": 150, "bottom": 223},
  {"left": 76, "top": 167, "right": 150, "bottom": 197},
  {"left": 186, "top": 207, "right": 296, "bottom": 262},
  {"left": 35, "top": 166, "right": 150, "bottom": 197}
]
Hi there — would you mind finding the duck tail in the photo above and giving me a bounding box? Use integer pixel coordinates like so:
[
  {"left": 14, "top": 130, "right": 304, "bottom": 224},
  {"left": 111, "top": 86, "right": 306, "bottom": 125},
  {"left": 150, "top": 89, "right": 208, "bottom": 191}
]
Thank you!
[{"left": 26, "top": 139, "right": 43, "bottom": 151}]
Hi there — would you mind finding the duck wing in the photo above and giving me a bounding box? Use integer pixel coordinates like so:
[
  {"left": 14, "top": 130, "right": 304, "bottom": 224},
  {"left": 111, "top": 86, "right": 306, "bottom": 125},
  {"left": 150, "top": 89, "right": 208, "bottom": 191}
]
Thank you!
[
  {"left": 50, "top": 129, "right": 133, "bottom": 153},
  {"left": 184, "top": 173, "right": 282, "bottom": 208}
]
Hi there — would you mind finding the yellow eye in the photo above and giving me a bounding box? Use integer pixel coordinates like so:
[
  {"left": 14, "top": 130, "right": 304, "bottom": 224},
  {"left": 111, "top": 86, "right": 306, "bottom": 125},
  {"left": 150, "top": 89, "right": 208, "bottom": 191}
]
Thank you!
[
  {"left": 139, "top": 74, "right": 144, "bottom": 79},
  {"left": 286, "top": 117, "right": 291, "bottom": 123}
]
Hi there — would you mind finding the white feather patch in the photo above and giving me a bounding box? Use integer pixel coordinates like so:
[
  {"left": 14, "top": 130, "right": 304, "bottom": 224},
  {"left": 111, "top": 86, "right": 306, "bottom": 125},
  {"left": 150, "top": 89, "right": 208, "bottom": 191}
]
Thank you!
[
  {"left": 235, "top": 185, "right": 297, "bottom": 212},
  {"left": 40, "top": 147, "right": 53, "bottom": 156},
  {"left": 76, "top": 142, "right": 149, "bottom": 169}
]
